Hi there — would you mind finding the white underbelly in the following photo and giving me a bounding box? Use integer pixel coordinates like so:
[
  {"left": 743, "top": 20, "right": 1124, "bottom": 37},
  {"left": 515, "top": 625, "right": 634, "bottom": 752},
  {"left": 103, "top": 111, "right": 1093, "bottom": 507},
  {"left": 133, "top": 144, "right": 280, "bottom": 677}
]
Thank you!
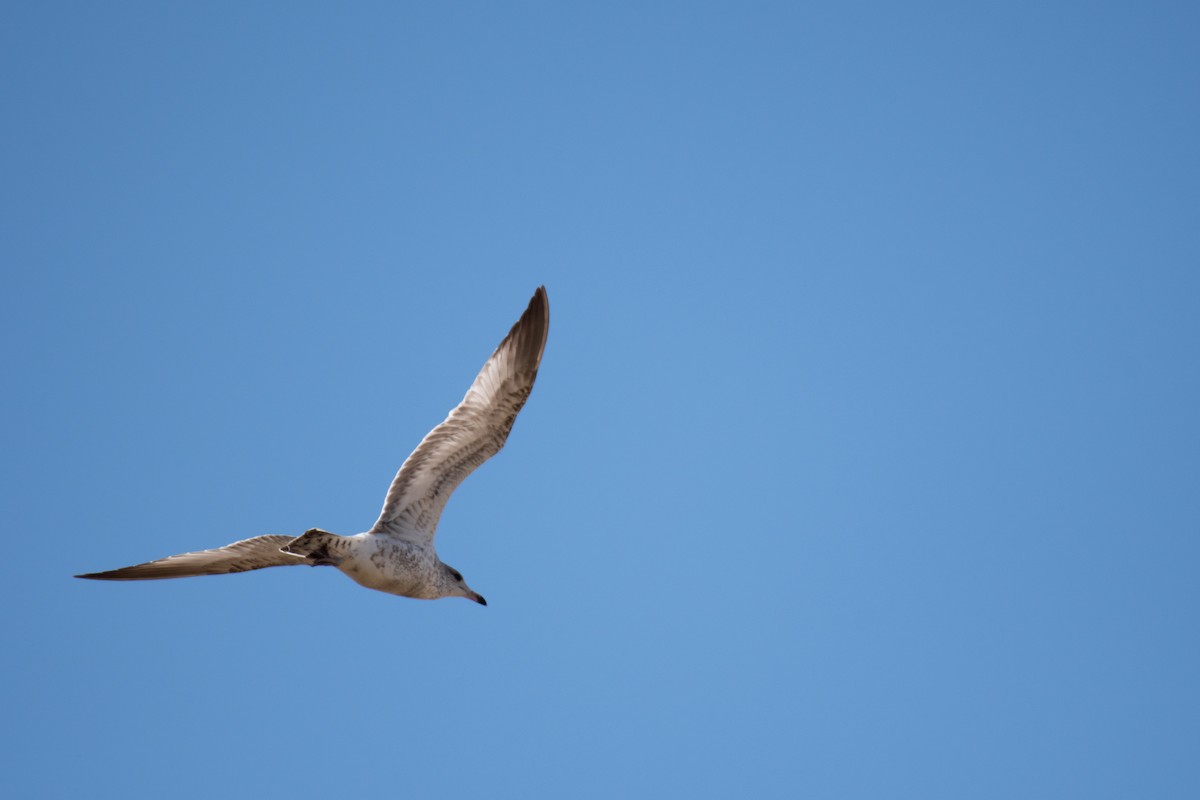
[{"left": 336, "top": 536, "right": 438, "bottom": 599}]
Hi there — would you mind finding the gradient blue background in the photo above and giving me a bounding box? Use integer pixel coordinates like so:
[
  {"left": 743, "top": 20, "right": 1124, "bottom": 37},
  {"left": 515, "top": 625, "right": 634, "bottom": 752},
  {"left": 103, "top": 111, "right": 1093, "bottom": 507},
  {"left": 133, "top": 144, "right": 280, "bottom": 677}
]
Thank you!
[{"left": 4, "top": 2, "right": 1198, "bottom": 797}]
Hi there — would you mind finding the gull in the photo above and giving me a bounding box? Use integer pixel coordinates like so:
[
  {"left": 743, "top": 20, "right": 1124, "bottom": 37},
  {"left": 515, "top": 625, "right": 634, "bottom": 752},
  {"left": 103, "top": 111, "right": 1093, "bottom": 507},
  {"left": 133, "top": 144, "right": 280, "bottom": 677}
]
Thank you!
[{"left": 75, "top": 286, "right": 550, "bottom": 606}]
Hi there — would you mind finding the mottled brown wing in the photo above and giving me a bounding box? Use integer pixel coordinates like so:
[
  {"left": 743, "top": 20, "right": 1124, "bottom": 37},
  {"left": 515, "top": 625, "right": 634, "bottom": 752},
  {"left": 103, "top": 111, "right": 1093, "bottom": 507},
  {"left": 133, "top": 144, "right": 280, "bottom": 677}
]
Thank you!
[
  {"left": 75, "top": 535, "right": 302, "bottom": 580},
  {"left": 369, "top": 286, "right": 549, "bottom": 543}
]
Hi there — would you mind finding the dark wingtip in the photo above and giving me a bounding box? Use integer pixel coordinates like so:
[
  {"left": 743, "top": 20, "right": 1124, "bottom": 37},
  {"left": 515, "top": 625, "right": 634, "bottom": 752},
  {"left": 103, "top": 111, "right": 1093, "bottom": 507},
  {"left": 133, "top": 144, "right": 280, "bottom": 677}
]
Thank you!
[
  {"left": 527, "top": 285, "right": 549, "bottom": 325},
  {"left": 523, "top": 285, "right": 549, "bottom": 362},
  {"left": 493, "top": 285, "right": 550, "bottom": 372}
]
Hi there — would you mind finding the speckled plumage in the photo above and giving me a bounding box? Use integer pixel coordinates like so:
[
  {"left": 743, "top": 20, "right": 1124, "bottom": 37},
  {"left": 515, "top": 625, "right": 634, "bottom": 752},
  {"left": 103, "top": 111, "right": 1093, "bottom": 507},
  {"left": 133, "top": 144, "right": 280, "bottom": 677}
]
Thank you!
[{"left": 75, "top": 286, "right": 550, "bottom": 606}]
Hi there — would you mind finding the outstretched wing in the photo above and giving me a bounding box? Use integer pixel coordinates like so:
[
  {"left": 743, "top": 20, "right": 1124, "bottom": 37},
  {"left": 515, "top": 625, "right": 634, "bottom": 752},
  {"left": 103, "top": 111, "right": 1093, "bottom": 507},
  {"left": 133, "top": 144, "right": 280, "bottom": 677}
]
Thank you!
[
  {"left": 370, "top": 285, "right": 549, "bottom": 543},
  {"left": 75, "top": 534, "right": 302, "bottom": 581}
]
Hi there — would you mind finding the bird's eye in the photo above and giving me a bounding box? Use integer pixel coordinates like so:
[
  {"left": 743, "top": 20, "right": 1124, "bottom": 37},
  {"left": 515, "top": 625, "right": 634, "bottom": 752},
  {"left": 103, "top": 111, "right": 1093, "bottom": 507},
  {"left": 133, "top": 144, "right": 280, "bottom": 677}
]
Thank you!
[{"left": 450, "top": 569, "right": 463, "bottom": 582}]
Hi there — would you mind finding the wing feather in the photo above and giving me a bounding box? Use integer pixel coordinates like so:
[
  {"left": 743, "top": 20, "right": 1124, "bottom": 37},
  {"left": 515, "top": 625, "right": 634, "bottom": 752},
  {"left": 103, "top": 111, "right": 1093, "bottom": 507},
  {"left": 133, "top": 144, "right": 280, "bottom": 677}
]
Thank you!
[
  {"left": 75, "top": 534, "right": 302, "bottom": 581},
  {"left": 370, "top": 286, "right": 549, "bottom": 542}
]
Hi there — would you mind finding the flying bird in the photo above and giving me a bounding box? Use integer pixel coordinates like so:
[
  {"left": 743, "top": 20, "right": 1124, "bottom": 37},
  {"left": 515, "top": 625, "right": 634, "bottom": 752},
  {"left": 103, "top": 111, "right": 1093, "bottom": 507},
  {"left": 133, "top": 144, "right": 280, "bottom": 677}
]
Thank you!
[{"left": 76, "top": 286, "right": 550, "bottom": 605}]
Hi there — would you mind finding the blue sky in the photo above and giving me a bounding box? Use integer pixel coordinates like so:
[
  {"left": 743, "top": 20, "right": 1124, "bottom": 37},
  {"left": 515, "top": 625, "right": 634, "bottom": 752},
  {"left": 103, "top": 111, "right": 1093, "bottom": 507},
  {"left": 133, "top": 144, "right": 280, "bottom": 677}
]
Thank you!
[{"left": 3, "top": 2, "right": 1198, "bottom": 797}]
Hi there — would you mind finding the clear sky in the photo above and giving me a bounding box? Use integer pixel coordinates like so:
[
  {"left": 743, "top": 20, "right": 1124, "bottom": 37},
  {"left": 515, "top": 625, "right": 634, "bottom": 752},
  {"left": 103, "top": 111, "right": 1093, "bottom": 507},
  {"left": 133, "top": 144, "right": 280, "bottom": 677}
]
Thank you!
[{"left": 3, "top": 2, "right": 1198, "bottom": 797}]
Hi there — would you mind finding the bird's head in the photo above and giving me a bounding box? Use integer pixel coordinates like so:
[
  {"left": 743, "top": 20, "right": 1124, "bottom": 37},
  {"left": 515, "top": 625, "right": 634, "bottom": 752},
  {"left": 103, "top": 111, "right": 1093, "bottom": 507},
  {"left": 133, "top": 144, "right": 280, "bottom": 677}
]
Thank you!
[{"left": 440, "top": 562, "right": 487, "bottom": 606}]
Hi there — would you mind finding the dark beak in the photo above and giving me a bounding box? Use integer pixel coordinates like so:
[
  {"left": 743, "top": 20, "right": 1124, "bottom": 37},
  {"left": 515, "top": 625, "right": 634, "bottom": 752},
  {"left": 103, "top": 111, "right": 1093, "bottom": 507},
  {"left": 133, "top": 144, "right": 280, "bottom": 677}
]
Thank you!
[{"left": 472, "top": 592, "right": 487, "bottom": 606}]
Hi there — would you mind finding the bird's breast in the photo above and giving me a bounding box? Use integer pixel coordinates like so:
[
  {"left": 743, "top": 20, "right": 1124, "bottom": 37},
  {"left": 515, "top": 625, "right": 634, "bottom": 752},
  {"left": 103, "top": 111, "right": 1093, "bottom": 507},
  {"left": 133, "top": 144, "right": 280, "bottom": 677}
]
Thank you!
[{"left": 337, "top": 536, "right": 439, "bottom": 599}]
